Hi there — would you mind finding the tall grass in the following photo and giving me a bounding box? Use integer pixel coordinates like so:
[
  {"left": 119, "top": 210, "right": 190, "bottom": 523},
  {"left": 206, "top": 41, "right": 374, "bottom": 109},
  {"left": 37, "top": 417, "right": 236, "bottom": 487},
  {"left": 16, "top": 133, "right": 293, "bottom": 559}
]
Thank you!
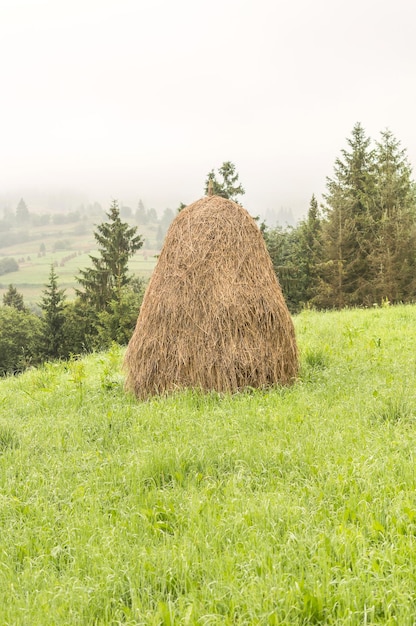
[{"left": 1, "top": 305, "right": 416, "bottom": 624}]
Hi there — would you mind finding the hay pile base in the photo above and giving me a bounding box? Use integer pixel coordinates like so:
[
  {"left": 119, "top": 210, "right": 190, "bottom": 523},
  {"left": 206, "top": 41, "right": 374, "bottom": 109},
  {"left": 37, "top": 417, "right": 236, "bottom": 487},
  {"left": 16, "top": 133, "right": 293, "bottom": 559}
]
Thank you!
[{"left": 124, "top": 195, "right": 298, "bottom": 399}]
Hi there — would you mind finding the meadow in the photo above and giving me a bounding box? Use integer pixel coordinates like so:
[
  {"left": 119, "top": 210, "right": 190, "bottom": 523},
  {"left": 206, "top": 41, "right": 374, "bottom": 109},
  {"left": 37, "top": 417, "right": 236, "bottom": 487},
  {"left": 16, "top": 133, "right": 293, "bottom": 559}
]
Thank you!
[
  {"left": 1, "top": 305, "right": 416, "bottom": 624},
  {"left": 0, "top": 218, "right": 158, "bottom": 305}
]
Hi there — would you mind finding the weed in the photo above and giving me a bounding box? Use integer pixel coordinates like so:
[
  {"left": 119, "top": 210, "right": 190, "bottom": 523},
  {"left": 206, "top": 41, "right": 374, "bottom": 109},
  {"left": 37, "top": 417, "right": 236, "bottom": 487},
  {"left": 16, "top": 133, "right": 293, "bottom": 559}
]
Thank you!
[
  {"left": 0, "top": 425, "right": 19, "bottom": 452},
  {"left": 99, "top": 342, "right": 124, "bottom": 391},
  {"left": 304, "top": 348, "right": 329, "bottom": 370},
  {"left": 68, "top": 358, "right": 86, "bottom": 404},
  {"left": 372, "top": 394, "right": 414, "bottom": 423},
  {"left": 300, "top": 348, "right": 330, "bottom": 382}
]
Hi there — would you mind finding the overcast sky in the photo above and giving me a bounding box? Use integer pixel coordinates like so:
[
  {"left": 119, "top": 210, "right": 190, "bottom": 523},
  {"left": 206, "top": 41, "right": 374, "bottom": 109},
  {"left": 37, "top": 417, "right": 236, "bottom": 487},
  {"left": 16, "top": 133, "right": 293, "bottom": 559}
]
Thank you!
[{"left": 1, "top": 0, "right": 415, "bottom": 219}]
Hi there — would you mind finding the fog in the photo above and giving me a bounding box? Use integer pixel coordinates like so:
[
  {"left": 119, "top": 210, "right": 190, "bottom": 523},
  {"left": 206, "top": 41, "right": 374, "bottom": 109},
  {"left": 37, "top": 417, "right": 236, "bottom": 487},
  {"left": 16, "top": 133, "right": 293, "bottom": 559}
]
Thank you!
[{"left": 1, "top": 0, "right": 416, "bottom": 221}]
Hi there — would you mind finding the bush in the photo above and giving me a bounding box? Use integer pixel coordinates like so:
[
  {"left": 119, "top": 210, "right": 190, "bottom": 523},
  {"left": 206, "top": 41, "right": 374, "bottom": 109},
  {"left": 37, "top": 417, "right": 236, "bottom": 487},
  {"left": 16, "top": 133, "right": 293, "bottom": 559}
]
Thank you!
[
  {"left": 53, "top": 240, "right": 71, "bottom": 251},
  {"left": 0, "top": 306, "right": 42, "bottom": 375},
  {"left": 0, "top": 257, "right": 19, "bottom": 276}
]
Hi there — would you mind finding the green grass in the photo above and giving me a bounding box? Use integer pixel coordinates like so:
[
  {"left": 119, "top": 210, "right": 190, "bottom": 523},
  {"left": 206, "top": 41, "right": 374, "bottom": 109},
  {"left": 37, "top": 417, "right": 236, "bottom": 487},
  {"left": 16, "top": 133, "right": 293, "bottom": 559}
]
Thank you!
[{"left": 1, "top": 305, "right": 416, "bottom": 624}]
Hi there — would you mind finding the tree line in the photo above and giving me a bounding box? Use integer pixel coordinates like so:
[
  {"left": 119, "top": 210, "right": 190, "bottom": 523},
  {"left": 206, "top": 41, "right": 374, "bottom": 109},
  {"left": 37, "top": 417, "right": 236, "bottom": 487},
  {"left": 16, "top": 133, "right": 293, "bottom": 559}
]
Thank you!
[
  {"left": 263, "top": 123, "right": 416, "bottom": 312},
  {"left": 0, "top": 197, "right": 175, "bottom": 251}
]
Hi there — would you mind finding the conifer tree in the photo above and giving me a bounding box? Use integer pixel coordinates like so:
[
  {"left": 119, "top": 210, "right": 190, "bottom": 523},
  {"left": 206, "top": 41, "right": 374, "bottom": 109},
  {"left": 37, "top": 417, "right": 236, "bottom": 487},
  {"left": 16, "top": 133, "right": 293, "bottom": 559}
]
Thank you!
[
  {"left": 16, "top": 198, "right": 30, "bottom": 222},
  {"left": 204, "top": 162, "right": 245, "bottom": 203},
  {"left": 39, "top": 265, "right": 67, "bottom": 360},
  {"left": 370, "top": 129, "right": 416, "bottom": 302},
  {"left": 296, "top": 194, "right": 323, "bottom": 304},
  {"left": 318, "top": 123, "right": 375, "bottom": 307},
  {"left": 3, "top": 284, "right": 25, "bottom": 311},
  {"left": 76, "top": 200, "right": 143, "bottom": 310}
]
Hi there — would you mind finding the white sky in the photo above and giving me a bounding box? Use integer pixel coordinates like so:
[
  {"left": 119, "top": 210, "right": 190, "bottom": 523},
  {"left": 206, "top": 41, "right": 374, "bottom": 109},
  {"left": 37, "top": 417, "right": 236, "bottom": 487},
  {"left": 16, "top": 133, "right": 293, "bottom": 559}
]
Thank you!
[{"left": 1, "top": 0, "right": 416, "bottom": 218}]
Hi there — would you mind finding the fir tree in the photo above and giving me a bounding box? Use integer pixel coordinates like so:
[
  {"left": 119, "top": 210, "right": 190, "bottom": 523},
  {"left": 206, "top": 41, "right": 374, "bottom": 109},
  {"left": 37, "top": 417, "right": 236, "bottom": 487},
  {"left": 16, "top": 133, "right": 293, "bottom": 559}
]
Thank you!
[
  {"left": 318, "top": 123, "right": 375, "bottom": 307},
  {"left": 3, "top": 284, "right": 25, "bottom": 311},
  {"left": 370, "top": 129, "right": 416, "bottom": 303},
  {"left": 16, "top": 198, "right": 30, "bottom": 222},
  {"left": 76, "top": 200, "right": 143, "bottom": 310},
  {"left": 204, "top": 162, "right": 245, "bottom": 203},
  {"left": 39, "top": 265, "right": 67, "bottom": 360},
  {"left": 296, "top": 194, "right": 323, "bottom": 305}
]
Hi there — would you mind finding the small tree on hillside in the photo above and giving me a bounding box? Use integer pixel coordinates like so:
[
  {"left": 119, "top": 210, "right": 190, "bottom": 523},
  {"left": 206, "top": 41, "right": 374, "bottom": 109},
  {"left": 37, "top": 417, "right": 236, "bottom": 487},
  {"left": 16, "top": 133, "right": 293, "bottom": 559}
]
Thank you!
[
  {"left": 74, "top": 200, "right": 144, "bottom": 348},
  {"left": 76, "top": 200, "right": 143, "bottom": 310},
  {"left": 204, "top": 161, "right": 245, "bottom": 203},
  {"left": 297, "top": 194, "right": 323, "bottom": 304},
  {"left": 39, "top": 265, "right": 67, "bottom": 360},
  {"left": 16, "top": 198, "right": 30, "bottom": 222},
  {"left": 3, "top": 284, "right": 26, "bottom": 311}
]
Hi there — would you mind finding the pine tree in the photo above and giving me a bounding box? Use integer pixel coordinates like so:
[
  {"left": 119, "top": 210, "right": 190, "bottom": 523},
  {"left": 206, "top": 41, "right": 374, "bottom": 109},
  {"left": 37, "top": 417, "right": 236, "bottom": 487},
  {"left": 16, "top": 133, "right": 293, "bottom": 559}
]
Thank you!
[
  {"left": 296, "top": 194, "right": 323, "bottom": 305},
  {"left": 3, "top": 284, "right": 25, "bottom": 311},
  {"left": 318, "top": 123, "right": 375, "bottom": 307},
  {"left": 370, "top": 129, "right": 416, "bottom": 303},
  {"left": 39, "top": 265, "right": 67, "bottom": 360},
  {"left": 16, "top": 198, "right": 30, "bottom": 222},
  {"left": 76, "top": 200, "right": 143, "bottom": 310},
  {"left": 204, "top": 162, "right": 245, "bottom": 203}
]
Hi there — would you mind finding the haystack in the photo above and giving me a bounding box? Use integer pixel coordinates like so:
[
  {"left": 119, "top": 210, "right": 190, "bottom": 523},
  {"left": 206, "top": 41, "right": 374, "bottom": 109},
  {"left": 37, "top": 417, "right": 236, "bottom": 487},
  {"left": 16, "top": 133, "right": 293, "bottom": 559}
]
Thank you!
[{"left": 124, "top": 195, "right": 298, "bottom": 398}]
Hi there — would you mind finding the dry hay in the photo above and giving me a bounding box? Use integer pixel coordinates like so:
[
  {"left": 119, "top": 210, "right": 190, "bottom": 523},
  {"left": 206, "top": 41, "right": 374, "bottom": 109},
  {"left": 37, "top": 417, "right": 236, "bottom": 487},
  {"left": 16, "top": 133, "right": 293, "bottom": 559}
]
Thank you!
[{"left": 124, "top": 195, "right": 298, "bottom": 398}]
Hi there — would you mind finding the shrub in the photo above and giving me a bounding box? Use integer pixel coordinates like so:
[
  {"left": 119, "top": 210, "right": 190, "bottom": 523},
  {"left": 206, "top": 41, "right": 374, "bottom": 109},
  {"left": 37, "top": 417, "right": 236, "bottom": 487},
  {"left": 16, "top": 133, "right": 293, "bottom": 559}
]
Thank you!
[
  {"left": 0, "top": 306, "right": 42, "bottom": 375},
  {"left": 0, "top": 257, "right": 19, "bottom": 276}
]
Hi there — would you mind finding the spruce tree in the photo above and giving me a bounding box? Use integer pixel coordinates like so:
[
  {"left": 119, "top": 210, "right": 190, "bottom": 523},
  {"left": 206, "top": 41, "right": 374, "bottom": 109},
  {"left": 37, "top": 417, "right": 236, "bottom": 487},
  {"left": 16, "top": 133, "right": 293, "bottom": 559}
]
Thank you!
[
  {"left": 370, "top": 129, "right": 416, "bottom": 303},
  {"left": 15, "top": 198, "right": 30, "bottom": 222},
  {"left": 204, "top": 162, "right": 245, "bottom": 203},
  {"left": 39, "top": 265, "right": 67, "bottom": 360},
  {"left": 3, "top": 284, "right": 25, "bottom": 311},
  {"left": 76, "top": 200, "right": 143, "bottom": 310},
  {"left": 318, "top": 123, "right": 375, "bottom": 307},
  {"left": 296, "top": 194, "right": 323, "bottom": 305}
]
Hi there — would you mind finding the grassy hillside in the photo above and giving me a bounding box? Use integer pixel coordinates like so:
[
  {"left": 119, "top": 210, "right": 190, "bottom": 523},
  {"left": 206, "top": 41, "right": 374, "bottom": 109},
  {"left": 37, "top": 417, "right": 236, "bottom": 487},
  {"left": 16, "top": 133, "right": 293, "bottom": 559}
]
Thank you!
[
  {"left": 1, "top": 305, "right": 416, "bottom": 624},
  {"left": 0, "top": 218, "right": 159, "bottom": 305}
]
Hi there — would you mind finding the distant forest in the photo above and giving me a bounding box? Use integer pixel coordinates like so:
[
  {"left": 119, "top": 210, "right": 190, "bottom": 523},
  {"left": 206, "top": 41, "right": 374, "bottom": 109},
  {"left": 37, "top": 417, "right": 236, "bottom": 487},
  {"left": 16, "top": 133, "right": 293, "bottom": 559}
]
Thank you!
[{"left": 0, "top": 198, "right": 175, "bottom": 251}]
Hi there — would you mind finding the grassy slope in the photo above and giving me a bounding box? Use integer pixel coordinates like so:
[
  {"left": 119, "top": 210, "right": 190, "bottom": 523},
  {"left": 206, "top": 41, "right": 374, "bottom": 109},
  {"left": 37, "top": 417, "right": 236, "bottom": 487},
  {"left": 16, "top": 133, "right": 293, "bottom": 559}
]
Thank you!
[
  {"left": 0, "top": 220, "right": 158, "bottom": 305},
  {"left": 1, "top": 305, "right": 416, "bottom": 625}
]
